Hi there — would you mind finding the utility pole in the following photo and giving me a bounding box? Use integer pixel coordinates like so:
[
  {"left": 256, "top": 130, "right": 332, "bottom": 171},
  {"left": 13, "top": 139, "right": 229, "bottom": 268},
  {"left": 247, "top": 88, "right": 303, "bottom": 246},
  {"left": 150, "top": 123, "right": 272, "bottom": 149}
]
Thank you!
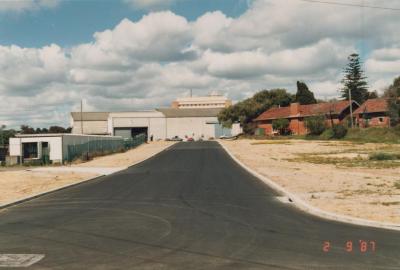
[
  {"left": 80, "top": 99, "right": 84, "bottom": 134},
  {"left": 348, "top": 89, "right": 354, "bottom": 128}
]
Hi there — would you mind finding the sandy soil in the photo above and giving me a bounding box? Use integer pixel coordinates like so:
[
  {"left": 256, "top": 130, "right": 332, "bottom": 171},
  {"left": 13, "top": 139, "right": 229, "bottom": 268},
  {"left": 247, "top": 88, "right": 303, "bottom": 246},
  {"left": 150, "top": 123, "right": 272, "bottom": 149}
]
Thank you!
[
  {"left": 0, "top": 141, "right": 175, "bottom": 206},
  {"left": 221, "top": 139, "right": 400, "bottom": 224},
  {"left": 0, "top": 171, "right": 96, "bottom": 205},
  {"left": 76, "top": 141, "right": 174, "bottom": 168}
]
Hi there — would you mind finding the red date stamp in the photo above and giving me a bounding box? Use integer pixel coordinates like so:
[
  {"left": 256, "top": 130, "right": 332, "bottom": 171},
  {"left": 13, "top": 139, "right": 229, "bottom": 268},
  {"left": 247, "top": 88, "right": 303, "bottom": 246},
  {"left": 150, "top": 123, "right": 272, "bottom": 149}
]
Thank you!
[{"left": 323, "top": 240, "right": 376, "bottom": 253}]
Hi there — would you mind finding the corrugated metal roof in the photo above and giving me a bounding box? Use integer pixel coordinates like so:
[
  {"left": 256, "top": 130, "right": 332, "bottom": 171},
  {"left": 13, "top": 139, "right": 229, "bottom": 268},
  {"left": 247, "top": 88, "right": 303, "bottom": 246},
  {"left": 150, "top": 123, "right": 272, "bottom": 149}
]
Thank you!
[
  {"left": 71, "top": 112, "right": 109, "bottom": 121},
  {"left": 157, "top": 108, "right": 222, "bottom": 118}
]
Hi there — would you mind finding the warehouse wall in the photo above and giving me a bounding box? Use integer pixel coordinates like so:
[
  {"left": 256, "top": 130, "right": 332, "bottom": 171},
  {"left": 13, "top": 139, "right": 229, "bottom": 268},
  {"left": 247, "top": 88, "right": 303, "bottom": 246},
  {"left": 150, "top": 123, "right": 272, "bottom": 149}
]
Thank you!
[
  {"left": 72, "top": 121, "right": 109, "bottom": 135},
  {"left": 166, "top": 117, "right": 217, "bottom": 139}
]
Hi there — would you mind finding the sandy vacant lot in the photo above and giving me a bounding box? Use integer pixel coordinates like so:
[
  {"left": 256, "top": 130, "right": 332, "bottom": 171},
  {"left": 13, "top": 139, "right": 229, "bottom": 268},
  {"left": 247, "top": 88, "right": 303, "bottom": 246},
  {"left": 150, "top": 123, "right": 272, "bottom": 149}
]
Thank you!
[
  {"left": 0, "top": 141, "right": 174, "bottom": 206},
  {"left": 221, "top": 139, "right": 400, "bottom": 224},
  {"left": 77, "top": 141, "right": 174, "bottom": 168}
]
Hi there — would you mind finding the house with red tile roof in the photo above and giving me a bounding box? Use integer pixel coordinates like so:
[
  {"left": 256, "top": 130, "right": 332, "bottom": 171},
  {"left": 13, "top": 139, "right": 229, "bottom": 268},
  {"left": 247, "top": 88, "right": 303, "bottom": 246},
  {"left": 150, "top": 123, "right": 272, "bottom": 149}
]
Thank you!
[
  {"left": 254, "top": 100, "right": 359, "bottom": 135},
  {"left": 354, "top": 98, "right": 390, "bottom": 128}
]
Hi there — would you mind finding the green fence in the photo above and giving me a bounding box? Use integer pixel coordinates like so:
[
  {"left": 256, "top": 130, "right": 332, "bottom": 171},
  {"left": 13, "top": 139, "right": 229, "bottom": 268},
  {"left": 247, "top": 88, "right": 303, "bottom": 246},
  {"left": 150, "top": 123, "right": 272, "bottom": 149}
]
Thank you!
[{"left": 66, "top": 133, "right": 146, "bottom": 163}]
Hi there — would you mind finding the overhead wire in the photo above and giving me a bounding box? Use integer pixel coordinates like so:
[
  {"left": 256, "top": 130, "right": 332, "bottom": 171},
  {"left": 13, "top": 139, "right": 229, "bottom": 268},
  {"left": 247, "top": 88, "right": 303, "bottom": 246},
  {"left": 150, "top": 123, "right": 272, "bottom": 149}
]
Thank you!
[{"left": 295, "top": 0, "right": 400, "bottom": 11}]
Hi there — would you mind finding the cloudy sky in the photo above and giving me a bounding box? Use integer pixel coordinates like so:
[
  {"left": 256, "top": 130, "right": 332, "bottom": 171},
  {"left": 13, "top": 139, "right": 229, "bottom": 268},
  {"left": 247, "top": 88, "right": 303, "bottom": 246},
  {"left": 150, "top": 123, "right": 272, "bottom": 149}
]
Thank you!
[{"left": 0, "top": 0, "right": 399, "bottom": 128}]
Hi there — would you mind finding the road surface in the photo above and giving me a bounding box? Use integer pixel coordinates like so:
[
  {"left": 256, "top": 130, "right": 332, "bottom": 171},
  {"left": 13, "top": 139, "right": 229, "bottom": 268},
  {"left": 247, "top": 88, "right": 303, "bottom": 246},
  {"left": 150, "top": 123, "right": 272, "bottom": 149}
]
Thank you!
[{"left": 0, "top": 142, "right": 399, "bottom": 269}]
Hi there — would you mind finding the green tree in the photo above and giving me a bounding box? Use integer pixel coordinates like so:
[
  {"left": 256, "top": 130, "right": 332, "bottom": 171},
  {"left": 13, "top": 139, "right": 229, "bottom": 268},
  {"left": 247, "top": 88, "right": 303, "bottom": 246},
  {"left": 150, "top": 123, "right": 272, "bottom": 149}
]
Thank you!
[
  {"left": 20, "top": 125, "right": 35, "bottom": 134},
  {"left": 384, "top": 76, "right": 400, "bottom": 126},
  {"left": 295, "top": 81, "right": 317, "bottom": 105},
  {"left": 272, "top": 118, "right": 290, "bottom": 135},
  {"left": 341, "top": 53, "right": 369, "bottom": 104},
  {"left": 305, "top": 115, "right": 326, "bottom": 135},
  {"left": 0, "top": 126, "right": 16, "bottom": 146},
  {"left": 218, "top": 88, "right": 293, "bottom": 133}
]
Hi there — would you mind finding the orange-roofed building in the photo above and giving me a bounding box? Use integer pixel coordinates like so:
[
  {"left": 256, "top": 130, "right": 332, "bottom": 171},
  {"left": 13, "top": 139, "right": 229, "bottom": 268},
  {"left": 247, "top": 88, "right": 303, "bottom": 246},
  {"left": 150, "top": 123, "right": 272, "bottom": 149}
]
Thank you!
[
  {"left": 254, "top": 100, "right": 359, "bottom": 135},
  {"left": 354, "top": 98, "right": 390, "bottom": 128}
]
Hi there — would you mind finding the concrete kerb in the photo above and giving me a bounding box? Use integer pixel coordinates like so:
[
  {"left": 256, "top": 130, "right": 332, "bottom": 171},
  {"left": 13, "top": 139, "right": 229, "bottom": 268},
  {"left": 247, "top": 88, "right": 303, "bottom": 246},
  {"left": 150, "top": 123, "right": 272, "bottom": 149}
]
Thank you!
[
  {"left": 218, "top": 141, "right": 400, "bottom": 232},
  {"left": 0, "top": 142, "right": 177, "bottom": 211}
]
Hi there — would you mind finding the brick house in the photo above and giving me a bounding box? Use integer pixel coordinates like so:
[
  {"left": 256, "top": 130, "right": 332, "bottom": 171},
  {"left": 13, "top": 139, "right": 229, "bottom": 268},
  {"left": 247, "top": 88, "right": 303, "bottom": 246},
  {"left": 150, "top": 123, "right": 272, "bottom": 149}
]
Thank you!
[
  {"left": 354, "top": 98, "right": 390, "bottom": 128},
  {"left": 254, "top": 100, "right": 359, "bottom": 135}
]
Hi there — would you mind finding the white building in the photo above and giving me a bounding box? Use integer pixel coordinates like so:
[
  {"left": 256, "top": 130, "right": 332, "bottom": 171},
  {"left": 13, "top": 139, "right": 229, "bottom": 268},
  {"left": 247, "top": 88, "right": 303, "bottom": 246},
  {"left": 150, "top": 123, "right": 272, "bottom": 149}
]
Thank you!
[
  {"left": 171, "top": 92, "right": 232, "bottom": 109},
  {"left": 71, "top": 108, "right": 241, "bottom": 141},
  {"left": 9, "top": 134, "right": 122, "bottom": 164}
]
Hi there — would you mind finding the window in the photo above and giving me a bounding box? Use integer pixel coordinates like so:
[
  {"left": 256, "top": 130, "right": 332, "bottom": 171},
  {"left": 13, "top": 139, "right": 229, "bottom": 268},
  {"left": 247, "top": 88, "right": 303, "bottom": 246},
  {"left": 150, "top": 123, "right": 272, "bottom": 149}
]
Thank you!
[
  {"left": 23, "top": 142, "right": 38, "bottom": 159},
  {"left": 378, "top": 117, "right": 384, "bottom": 123}
]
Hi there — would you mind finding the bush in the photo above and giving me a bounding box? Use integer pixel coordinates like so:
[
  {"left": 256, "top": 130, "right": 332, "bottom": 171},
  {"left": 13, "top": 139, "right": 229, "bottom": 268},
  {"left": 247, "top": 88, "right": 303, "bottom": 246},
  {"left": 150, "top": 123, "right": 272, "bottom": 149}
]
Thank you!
[
  {"left": 319, "top": 128, "right": 334, "bottom": 140},
  {"left": 272, "top": 118, "right": 290, "bottom": 135},
  {"left": 332, "top": 124, "right": 347, "bottom": 139},
  {"left": 305, "top": 115, "right": 326, "bottom": 135}
]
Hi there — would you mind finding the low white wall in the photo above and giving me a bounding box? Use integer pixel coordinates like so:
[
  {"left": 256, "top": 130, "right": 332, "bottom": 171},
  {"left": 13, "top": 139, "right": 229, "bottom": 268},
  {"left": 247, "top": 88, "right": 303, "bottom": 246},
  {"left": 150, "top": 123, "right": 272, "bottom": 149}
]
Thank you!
[{"left": 9, "top": 137, "right": 63, "bottom": 162}]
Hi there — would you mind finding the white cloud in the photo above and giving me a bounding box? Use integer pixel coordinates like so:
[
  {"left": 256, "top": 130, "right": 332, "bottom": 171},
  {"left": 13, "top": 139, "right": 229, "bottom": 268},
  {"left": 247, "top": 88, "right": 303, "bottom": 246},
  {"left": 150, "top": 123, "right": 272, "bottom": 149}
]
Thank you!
[
  {"left": 0, "top": 44, "right": 68, "bottom": 95},
  {"left": 0, "top": 0, "right": 59, "bottom": 12},
  {"left": 1, "top": 0, "right": 400, "bottom": 128},
  {"left": 123, "top": 0, "right": 177, "bottom": 10}
]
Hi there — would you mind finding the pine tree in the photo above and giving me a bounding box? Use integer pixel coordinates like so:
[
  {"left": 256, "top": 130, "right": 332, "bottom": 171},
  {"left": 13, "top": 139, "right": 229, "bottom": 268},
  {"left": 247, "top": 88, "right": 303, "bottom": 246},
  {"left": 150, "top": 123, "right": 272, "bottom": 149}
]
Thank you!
[
  {"left": 295, "top": 81, "right": 317, "bottom": 105},
  {"left": 341, "top": 53, "right": 368, "bottom": 104}
]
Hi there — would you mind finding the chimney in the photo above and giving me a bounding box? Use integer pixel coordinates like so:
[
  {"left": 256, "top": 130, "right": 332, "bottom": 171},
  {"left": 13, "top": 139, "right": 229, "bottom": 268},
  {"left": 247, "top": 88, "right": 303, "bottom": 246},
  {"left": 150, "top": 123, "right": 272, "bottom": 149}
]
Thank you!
[{"left": 290, "top": 103, "right": 300, "bottom": 116}]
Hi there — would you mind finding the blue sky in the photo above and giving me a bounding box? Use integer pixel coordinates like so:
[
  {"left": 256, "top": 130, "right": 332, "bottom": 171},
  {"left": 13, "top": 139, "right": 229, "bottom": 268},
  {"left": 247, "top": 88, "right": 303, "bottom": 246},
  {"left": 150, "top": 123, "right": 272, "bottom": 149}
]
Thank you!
[
  {"left": 0, "top": 0, "right": 250, "bottom": 48},
  {"left": 0, "top": 0, "right": 399, "bottom": 128}
]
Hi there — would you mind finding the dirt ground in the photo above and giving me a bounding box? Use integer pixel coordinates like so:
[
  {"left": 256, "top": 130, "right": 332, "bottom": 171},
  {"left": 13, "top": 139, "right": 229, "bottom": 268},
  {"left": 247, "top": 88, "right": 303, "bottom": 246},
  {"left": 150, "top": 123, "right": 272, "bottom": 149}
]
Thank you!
[
  {"left": 0, "top": 141, "right": 175, "bottom": 206},
  {"left": 77, "top": 141, "right": 174, "bottom": 168},
  {"left": 221, "top": 139, "right": 400, "bottom": 224}
]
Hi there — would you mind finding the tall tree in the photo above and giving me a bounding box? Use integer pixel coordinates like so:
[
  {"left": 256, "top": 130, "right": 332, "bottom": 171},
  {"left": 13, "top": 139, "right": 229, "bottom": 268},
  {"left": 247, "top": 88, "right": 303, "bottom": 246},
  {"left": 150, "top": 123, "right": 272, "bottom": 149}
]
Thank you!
[
  {"left": 295, "top": 81, "right": 317, "bottom": 104},
  {"left": 384, "top": 76, "right": 400, "bottom": 126},
  {"left": 341, "top": 53, "right": 369, "bottom": 104},
  {"left": 218, "top": 89, "right": 293, "bottom": 133}
]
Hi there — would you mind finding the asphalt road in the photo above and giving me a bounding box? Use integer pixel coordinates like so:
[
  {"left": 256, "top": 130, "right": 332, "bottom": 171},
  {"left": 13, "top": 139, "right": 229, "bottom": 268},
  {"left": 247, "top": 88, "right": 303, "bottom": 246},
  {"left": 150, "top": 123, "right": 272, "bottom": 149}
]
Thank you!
[{"left": 0, "top": 141, "right": 399, "bottom": 269}]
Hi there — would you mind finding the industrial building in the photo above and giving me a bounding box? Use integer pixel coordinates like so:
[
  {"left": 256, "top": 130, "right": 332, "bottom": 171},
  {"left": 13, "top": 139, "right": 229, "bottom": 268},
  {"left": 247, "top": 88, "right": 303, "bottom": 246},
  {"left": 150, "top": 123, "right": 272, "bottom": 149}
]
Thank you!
[
  {"left": 71, "top": 94, "right": 242, "bottom": 140},
  {"left": 9, "top": 134, "right": 123, "bottom": 164}
]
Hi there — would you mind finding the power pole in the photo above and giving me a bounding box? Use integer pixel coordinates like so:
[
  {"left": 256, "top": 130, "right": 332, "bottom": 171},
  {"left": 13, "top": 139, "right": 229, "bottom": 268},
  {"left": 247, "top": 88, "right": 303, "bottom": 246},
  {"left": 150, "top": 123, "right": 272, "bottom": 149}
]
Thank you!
[
  {"left": 348, "top": 89, "right": 354, "bottom": 128},
  {"left": 80, "top": 99, "right": 84, "bottom": 134}
]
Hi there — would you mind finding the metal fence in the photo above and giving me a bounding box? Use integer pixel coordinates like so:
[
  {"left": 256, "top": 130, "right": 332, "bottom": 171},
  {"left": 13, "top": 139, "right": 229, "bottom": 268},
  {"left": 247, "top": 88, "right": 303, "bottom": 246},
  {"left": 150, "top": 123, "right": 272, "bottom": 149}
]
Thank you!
[{"left": 66, "top": 133, "right": 146, "bottom": 163}]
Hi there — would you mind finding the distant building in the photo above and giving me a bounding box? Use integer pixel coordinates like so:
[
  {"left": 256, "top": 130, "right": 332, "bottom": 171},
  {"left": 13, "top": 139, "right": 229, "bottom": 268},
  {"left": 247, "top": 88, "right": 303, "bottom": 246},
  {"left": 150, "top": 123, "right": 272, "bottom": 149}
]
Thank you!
[
  {"left": 71, "top": 109, "right": 241, "bottom": 141},
  {"left": 9, "top": 134, "right": 122, "bottom": 164},
  {"left": 171, "top": 92, "right": 232, "bottom": 109},
  {"left": 254, "top": 101, "right": 359, "bottom": 135},
  {"left": 354, "top": 98, "right": 390, "bottom": 128}
]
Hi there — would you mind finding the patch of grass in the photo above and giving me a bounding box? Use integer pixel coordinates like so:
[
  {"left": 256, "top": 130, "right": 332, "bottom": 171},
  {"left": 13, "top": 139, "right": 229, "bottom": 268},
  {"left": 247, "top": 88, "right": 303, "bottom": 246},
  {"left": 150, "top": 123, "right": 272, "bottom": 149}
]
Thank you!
[
  {"left": 286, "top": 153, "right": 400, "bottom": 169},
  {"left": 344, "top": 127, "right": 400, "bottom": 144},
  {"left": 250, "top": 140, "right": 292, "bottom": 145},
  {"left": 369, "top": 152, "right": 400, "bottom": 161},
  {"left": 394, "top": 181, "right": 400, "bottom": 189},
  {"left": 381, "top": 202, "right": 400, "bottom": 206}
]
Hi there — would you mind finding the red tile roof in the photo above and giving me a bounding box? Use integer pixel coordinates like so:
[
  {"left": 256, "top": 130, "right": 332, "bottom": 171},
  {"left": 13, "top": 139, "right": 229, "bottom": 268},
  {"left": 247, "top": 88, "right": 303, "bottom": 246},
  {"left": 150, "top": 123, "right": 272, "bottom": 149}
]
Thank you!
[
  {"left": 254, "top": 100, "right": 355, "bottom": 121},
  {"left": 353, "top": 98, "right": 388, "bottom": 115}
]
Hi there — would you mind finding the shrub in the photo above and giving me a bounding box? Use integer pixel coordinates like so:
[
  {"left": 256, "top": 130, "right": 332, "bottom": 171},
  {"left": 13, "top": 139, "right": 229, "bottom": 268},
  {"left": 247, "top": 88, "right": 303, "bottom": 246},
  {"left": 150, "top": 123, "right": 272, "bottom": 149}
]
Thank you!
[
  {"left": 305, "top": 115, "right": 326, "bottom": 135},
  {"left": 319, "top": 128, "right": 334, "bottom": 140},
  {"left": 332, "top": 124, "right": 347, "bottom": 139},
  {"left": 272, "top": 118, "right": 290, "bottom": 135}
]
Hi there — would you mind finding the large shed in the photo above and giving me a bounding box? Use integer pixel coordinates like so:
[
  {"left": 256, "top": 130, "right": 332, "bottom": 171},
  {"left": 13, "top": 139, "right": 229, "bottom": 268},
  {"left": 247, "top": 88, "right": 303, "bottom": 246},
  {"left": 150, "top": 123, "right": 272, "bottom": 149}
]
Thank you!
[{"left": 71, "top": 108, "right": 242, "bottom": 140}]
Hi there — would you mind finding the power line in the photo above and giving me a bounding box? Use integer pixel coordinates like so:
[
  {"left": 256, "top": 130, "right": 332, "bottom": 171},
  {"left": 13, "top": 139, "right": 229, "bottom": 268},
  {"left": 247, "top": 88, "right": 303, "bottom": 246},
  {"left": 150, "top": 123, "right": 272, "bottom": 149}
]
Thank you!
[{"left": 296, "top": 0, "right": 400, "bottom": 11}]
